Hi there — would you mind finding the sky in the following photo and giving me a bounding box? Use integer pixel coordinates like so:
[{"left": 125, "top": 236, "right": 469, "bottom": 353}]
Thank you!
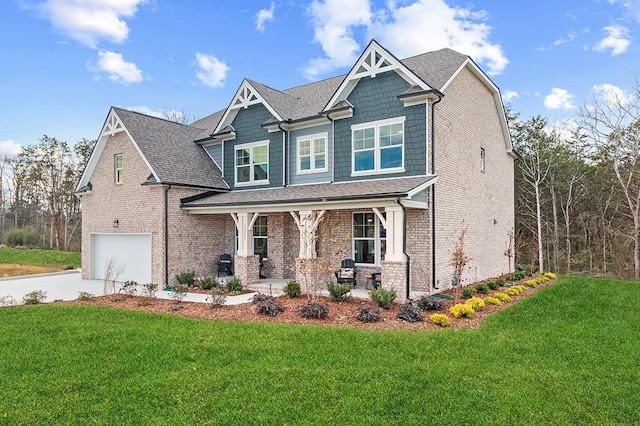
[{"left": 1, "top": 0, "right": 639, "bottom": 156}]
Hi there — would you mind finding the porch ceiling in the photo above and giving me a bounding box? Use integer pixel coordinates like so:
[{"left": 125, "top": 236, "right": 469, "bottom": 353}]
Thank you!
[{"left": 181, "top": 175, "right": 436, "bottom": 214}]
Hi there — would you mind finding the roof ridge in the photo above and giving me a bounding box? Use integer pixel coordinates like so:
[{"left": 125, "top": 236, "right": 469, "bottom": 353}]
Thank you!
[{"left": 112, "top": 106, "right": 192, "bottom": 127}]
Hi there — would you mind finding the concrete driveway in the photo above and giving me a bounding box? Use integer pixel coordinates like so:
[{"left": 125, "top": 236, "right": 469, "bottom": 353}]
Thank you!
[{"left": 0, "top": 270, "right": 257, "bottom": 306}]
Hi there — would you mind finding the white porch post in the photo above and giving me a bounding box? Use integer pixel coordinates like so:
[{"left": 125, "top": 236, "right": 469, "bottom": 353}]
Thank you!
[
  {"left": 290, "top": 210, "right": 325, "bottom": 259},
  {"left": 230, "top": 212, "right": 260, "bottom": 286},
  {"left": 381, "top": 206, "right": 405, "bottom": 261}
]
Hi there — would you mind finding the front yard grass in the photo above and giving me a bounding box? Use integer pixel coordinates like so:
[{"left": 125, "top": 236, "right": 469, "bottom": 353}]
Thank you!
[
  {"left": 0, "top": 247, "right": 80, "bottom": 268},
  {"left": 0, "top": 275, "right": 639, "bottom": 424}
]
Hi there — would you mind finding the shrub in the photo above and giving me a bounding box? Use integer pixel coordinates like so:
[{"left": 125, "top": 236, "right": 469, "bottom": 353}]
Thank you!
[
  {"left": 119, "top": 280, "right": 138, "bottom": 296},
  {"left": 465, "top": 297, "right": 485, "bottom": 312},
  {"left": 142, "top": 283, "right": 158, "bottom": 298},
  {"left": 297, "top": 302, "right": 329, "bottom": 319},
  {"left": 4, "top": 227, "right": 40, "bottom": 248},
  {"left": 327, "top": 281, "right": 352, "bottom": 302},
  {"left": 77, "top": 291, "right": 95, "bottom": 301},
  {"left": 0, "top": 295, "right": 18, "bottom": 306},
  {"left": 282, "top": 280, "right": 301, "bottom": 298},
  {"left": 475, "top": 283, "right": 489, "bottom": 294},
  {"left": 493, "top": 292, "right": 511, "bottom": 302},
  {"left": 169, "top": 305, "right": 183, "bottom": 312},
  {"left": 513, "top": 285, "right": 527, "bottom": 293},
  {"left": 505, "top": 287, "right": 520, "bottom": 296},
  {"left": 252, "top": 293, "right": 275, "bottom": 304},
  {"left": 255, "top": 298, "right": 285, "bottom": 316},
  {"left": 207, "top": 287, "right": 227, "bottom": 307},
  {"left": 370, "top": 287, "right": 397, "bottom": 309},
  {"left": 523, "top": 279, "right": 538, "bottom": 288},
  {"left": 199, "top": 275, "right": 218, "bottom": 290},
  {"left": 417, "top": 296, "right": 444, "bottom": 311},
  {"left": 430, "top": 313, "right": 451, "bottom": 327},
  {"left": 356, "top": 306, "right": 382, "bottom": 323},
  {"left": 226, "top": 276, "right": 242, "bottom": 294},
  {"left": 397, "top": 304, "right": 424, "bottom": 322},
  {"left": 487, "top": 280, "right": 501, "bottom": 290},
  {"left": 450, "top": 303, "right": 474, "bottom": 318},
  {"left": 494, "top": 279, "right": 505, "bottom": 286},
  {"left": 462, "top": 287, "right": 476, "bottom": 299},
  {"left": 22, "top": 290, "right": 47, "bottom": 305},
  {"left": 544, "top": 272, "right": 557, "bottom": 280},
  {"left": 171, "top": 284, "right": 189, "bottom": 302},
  {"left": 485, "top": 296, "right": 501, "bottom": 306},
  {"left": 175, "top": 270, "right": 196, "bottom": 287}
]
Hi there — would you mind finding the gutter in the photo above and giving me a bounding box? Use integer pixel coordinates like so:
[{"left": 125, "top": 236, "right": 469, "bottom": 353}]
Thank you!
[
  {"left": 431, "top": 92, "right": 443, "bottom": 291},
  {"left": 164, "top": 184, "right": 171, "bottom": 288},
  {"left": 278, "top": 123, "right": 288, "bottom": 186},
  {"left": 396, "top": 198, "right": 410, "bottom": 301}
]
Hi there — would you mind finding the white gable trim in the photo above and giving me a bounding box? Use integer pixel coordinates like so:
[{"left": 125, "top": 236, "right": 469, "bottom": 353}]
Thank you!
[
  {"left": 323, "top": 40, "right": 431, "bottom": 112},
  {"left": 214, "top": 80, "right": 284, "bottom": 134},
  {"left": 76, "top": 108, "right": 160, "bottom": 191},
  {"left": 441, "top": 59, "right": 514, "bottom": 154}
]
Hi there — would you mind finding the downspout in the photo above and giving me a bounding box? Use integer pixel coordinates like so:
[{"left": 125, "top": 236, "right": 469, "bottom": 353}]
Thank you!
[
  {"left": 396, "top": 198, "right": 410, "bottom": 301},
  {"left": 278, "top": 122, "right": 289, "bottom": 186},
  {"left": 431, "top": 93, "right": 443, "bottom": 291},
  {"left": 164, "top": 184, "right": 172, "bottom": 288},
  {"left": 325, "top": 113, "right": 335, "bottom": 182}
]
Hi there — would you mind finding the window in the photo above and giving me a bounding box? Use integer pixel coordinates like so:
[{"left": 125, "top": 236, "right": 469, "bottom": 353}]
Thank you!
[
  {"left": 352, "top": 212, "right": 386, "bottom": 265},
  {"left": 352, "top": 117, "right": 404, "bottom": 175},
  {"left": 297, "top": 133, "right": 327, "bottom": 173},
  {"left": 480, "top": 147, "right": 486, "bottom": 172},
  {"left": 235, "top": 141, "right": 269, "bottom": 185},
  {"left": 114, "top": 153, "right": 123, "bottom": 184},
  {"left": 253, "top": 216, "right": 268, "bottom": 256}
]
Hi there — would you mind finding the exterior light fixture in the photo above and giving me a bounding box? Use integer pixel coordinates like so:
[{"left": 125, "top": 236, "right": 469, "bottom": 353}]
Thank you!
[{"left": 112, "top": 219, "right": 120, "bottom": 228}]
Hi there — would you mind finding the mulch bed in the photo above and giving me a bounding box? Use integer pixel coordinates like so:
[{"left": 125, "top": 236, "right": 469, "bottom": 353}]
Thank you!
[{"left": 64, "top": 278, "right": 557, "bottom": 331}]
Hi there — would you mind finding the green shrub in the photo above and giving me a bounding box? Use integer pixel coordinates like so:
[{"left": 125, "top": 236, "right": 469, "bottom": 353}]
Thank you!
[
  {"left": 327, "top": 281, "right": 352, "bottom": 302},
  {"left": 254, "top": 297, "right": 285, "bottom": 316},
  {"left": 487, "top": 280, "right": 501, "bottom": 290},
  {"left": 282, "top": 280, "right": 301, "bottom": 298},
  {"left": 297, "top": 302, "right": 329, "bottom": 319},
  {"left": 369, "top": 287, "right": 397, "bottom": 309},
  {"left": 417, "top": 295, "right": 444, "bottom": 311},
  {"left": 397, "top": 304, "right": 424, "bottom": 322},
  {"left": 175, "top": 270, "right": 196, "bottom": 286},
  {"left": 465, "top": 297, "right": 485, "bottom": 312},
  {"left": 171, "top": 284, "right": 189, "bottom": 302},
  {"left": 356, "top": 306, "right": 382, "bottom": 323},
  {"left": 4, "top": 227, "right": 41, "bottom": 248},
  {"left": 475, "top": 283, "right": 489, "bottom": 294},
  {"left": 142, "top": 283, "right": 158, "bottom": 298},
  {"left": 226, "top": 276, "right": 242, "bottom": 294},
  {"left": 207, "top": 287, "right": 227, "bottom": 307},
  {"left": 462, "top": 287, "right": 476, "bottom": 299},
  {"left": 485, "top": 296, "right": 501, "bottom": 305},
  {"left": 22, "top": 290, "right": 47, "bottom": 305},
  {"left": 430, "top": 313, "right": 451, "bottom": 327},
  {"left": 450, "top": 303, "right": 474, "bottom": 318},
  {"left": 199, "top": 275, "right": 218, "bottom": 290},
  {"left": 493, "top": 292, "right": 511, "bottom": 302},
  {"left": 77, "top": 292, "right": 95, "bottom": 301}
]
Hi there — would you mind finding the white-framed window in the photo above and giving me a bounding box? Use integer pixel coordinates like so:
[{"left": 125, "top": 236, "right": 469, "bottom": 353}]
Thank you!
[
  {"left": 480, "top": 147, "right": 486, "bottom": 172},
  {"left": 297, "top": 133, "right": 328, "bottom": 174},
  {"left": 114, "top": 153, "right": 123, "bottom": 184},
  {"left": 352, "top": 212, "right": 386, "bottom": 265},
  {"left": 352, "top": 116, "right": 405, "bottom": 175},
  {"left": 235, "top": 141, "right": 269, "bottom": 186},
  {"left": 234, "top": 215, "right": 268, "bottom": 256}
]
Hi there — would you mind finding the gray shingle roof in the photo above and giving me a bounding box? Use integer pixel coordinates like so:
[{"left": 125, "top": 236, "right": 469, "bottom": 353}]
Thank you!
[
  {"left": 182, "top": 175, "right": 435, "bottom": 209},
  {"left": 113, "top": 107, "right": 228, "bottom": 190}
]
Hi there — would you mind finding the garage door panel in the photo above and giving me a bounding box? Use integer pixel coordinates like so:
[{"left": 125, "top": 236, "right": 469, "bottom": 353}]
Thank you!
[{"left": 92, "top": 234, "right": 152, "bottom": 284}]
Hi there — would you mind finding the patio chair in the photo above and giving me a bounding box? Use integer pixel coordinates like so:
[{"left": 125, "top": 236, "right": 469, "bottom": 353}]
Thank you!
[
  {"left": 335, "top": 259, "right": 357, "bottom": 287},
  {"left": 217, "top": 254, "right": 233, "bottom": 277},
  {"left": 259, "top": 253, "right": 267, "bottom": 279}
]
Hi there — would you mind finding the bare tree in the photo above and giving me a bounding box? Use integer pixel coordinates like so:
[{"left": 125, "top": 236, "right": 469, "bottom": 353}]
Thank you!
[{"left": 450, "top": 228, "right": 471, "bottom": 302}]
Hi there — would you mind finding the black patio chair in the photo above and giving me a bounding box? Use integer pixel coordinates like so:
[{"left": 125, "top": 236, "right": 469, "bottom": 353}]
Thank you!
[
  {"left": 335, "top": 259, "right": 357, "bottom": 287},
  {"left": 217, "top": 254, "right": 233, "bottom": 277}
]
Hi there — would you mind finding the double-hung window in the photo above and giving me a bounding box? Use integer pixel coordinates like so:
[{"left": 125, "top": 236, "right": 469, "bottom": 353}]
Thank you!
[
  {"left": 352, "top": 212, "right": 386, "bottom": 265},
  {"left": 297, "top": 133, "right": 328, "bottom": 174},
  {"left": 234, "top": 215, "right": 268, "bottom": 256},
  {"left": 352, "top": 117, "right": 404, "bottom": 175},
  {"left": 235, "top": 141, "right": 269, "bottom": 185},
  {"left": 114, "top": 153, "right": 123, "bottom": 184}
]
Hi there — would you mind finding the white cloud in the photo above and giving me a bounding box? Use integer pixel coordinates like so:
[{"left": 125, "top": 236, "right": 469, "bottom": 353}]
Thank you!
[
  {"left": 607, "top": 0, "right": 640, "bottom": 22},
  {"left": 128, "top": 106, "right": 164, "bottom": 118},
  {"left": 593, "top": 25, "right": 631, "bottom": 55},
  {"left": 502, "top": 90, "right": 519, "bottom": 103},
  {"left": 544, "top": 88, "right": 577, "bottom": 110},
  {"left": 0, "top": 140, "right": 23, "bottom": 158},
  {"left": 256, "top": 2, "right": 275, "bottom": 32},
  {"left": 302, "top": 0, "right": 508, "bottom": 79},
  {"left": 89, "top": 51, "right": 143, "bottom": 84},
  {"left": 553, "top": 31, "right": 577, "bottom": 47},
  {"left": 26, "top": 0, "right": 148, "bottom": 48},
  {"left": 195, "top": 53, "right": 230, "bottom": 88},
  {"left": 592, "top": 83, "right": 633, "bottom": 106}
]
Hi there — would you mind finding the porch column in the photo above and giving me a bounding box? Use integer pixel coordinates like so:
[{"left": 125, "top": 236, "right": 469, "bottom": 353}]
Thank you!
[
  {"left": 290, "top": 210, "right": 325, "bottom": 288},
  {"left": 379, "top": 206, "right": 408, "bottom": 300},
  {"left": 230, "top": 212, "right": 260, "bottom": 286}
]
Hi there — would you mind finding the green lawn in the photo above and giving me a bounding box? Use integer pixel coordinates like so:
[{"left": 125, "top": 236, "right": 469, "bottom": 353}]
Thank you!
[
  {"left": 0, "top": 247, "right": 80, "bottom": 268},
  {"left": 0, "top": 276, "right": 638, "bottom": 425}
]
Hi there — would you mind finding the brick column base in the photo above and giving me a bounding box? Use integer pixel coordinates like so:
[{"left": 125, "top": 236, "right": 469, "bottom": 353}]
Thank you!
[
  {"left": 382, "top": 260, "right": 408, "bottom": 302},
  {"left": 234, "top": 255, "right": 260, "bottom": 287}
]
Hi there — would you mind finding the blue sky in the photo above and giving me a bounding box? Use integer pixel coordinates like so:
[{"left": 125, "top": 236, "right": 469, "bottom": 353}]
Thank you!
[{"left": 1, "top": 0, "right": 639, "bottom": 156}]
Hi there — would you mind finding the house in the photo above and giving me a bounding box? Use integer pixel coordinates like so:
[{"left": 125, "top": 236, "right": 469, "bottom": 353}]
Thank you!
[{"left": 76, "top": 40, "right": 516, "bottom": 300}]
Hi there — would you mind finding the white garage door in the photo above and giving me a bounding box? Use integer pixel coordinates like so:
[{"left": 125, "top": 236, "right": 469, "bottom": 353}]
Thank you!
[{"left": 92, "top": 233, "right": 152, "bottom": 284}]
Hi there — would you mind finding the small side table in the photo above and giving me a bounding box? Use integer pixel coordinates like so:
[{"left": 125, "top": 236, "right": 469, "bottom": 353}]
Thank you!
[{"left": 365, "top": 272, "right": 381, "bottom": 290}]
